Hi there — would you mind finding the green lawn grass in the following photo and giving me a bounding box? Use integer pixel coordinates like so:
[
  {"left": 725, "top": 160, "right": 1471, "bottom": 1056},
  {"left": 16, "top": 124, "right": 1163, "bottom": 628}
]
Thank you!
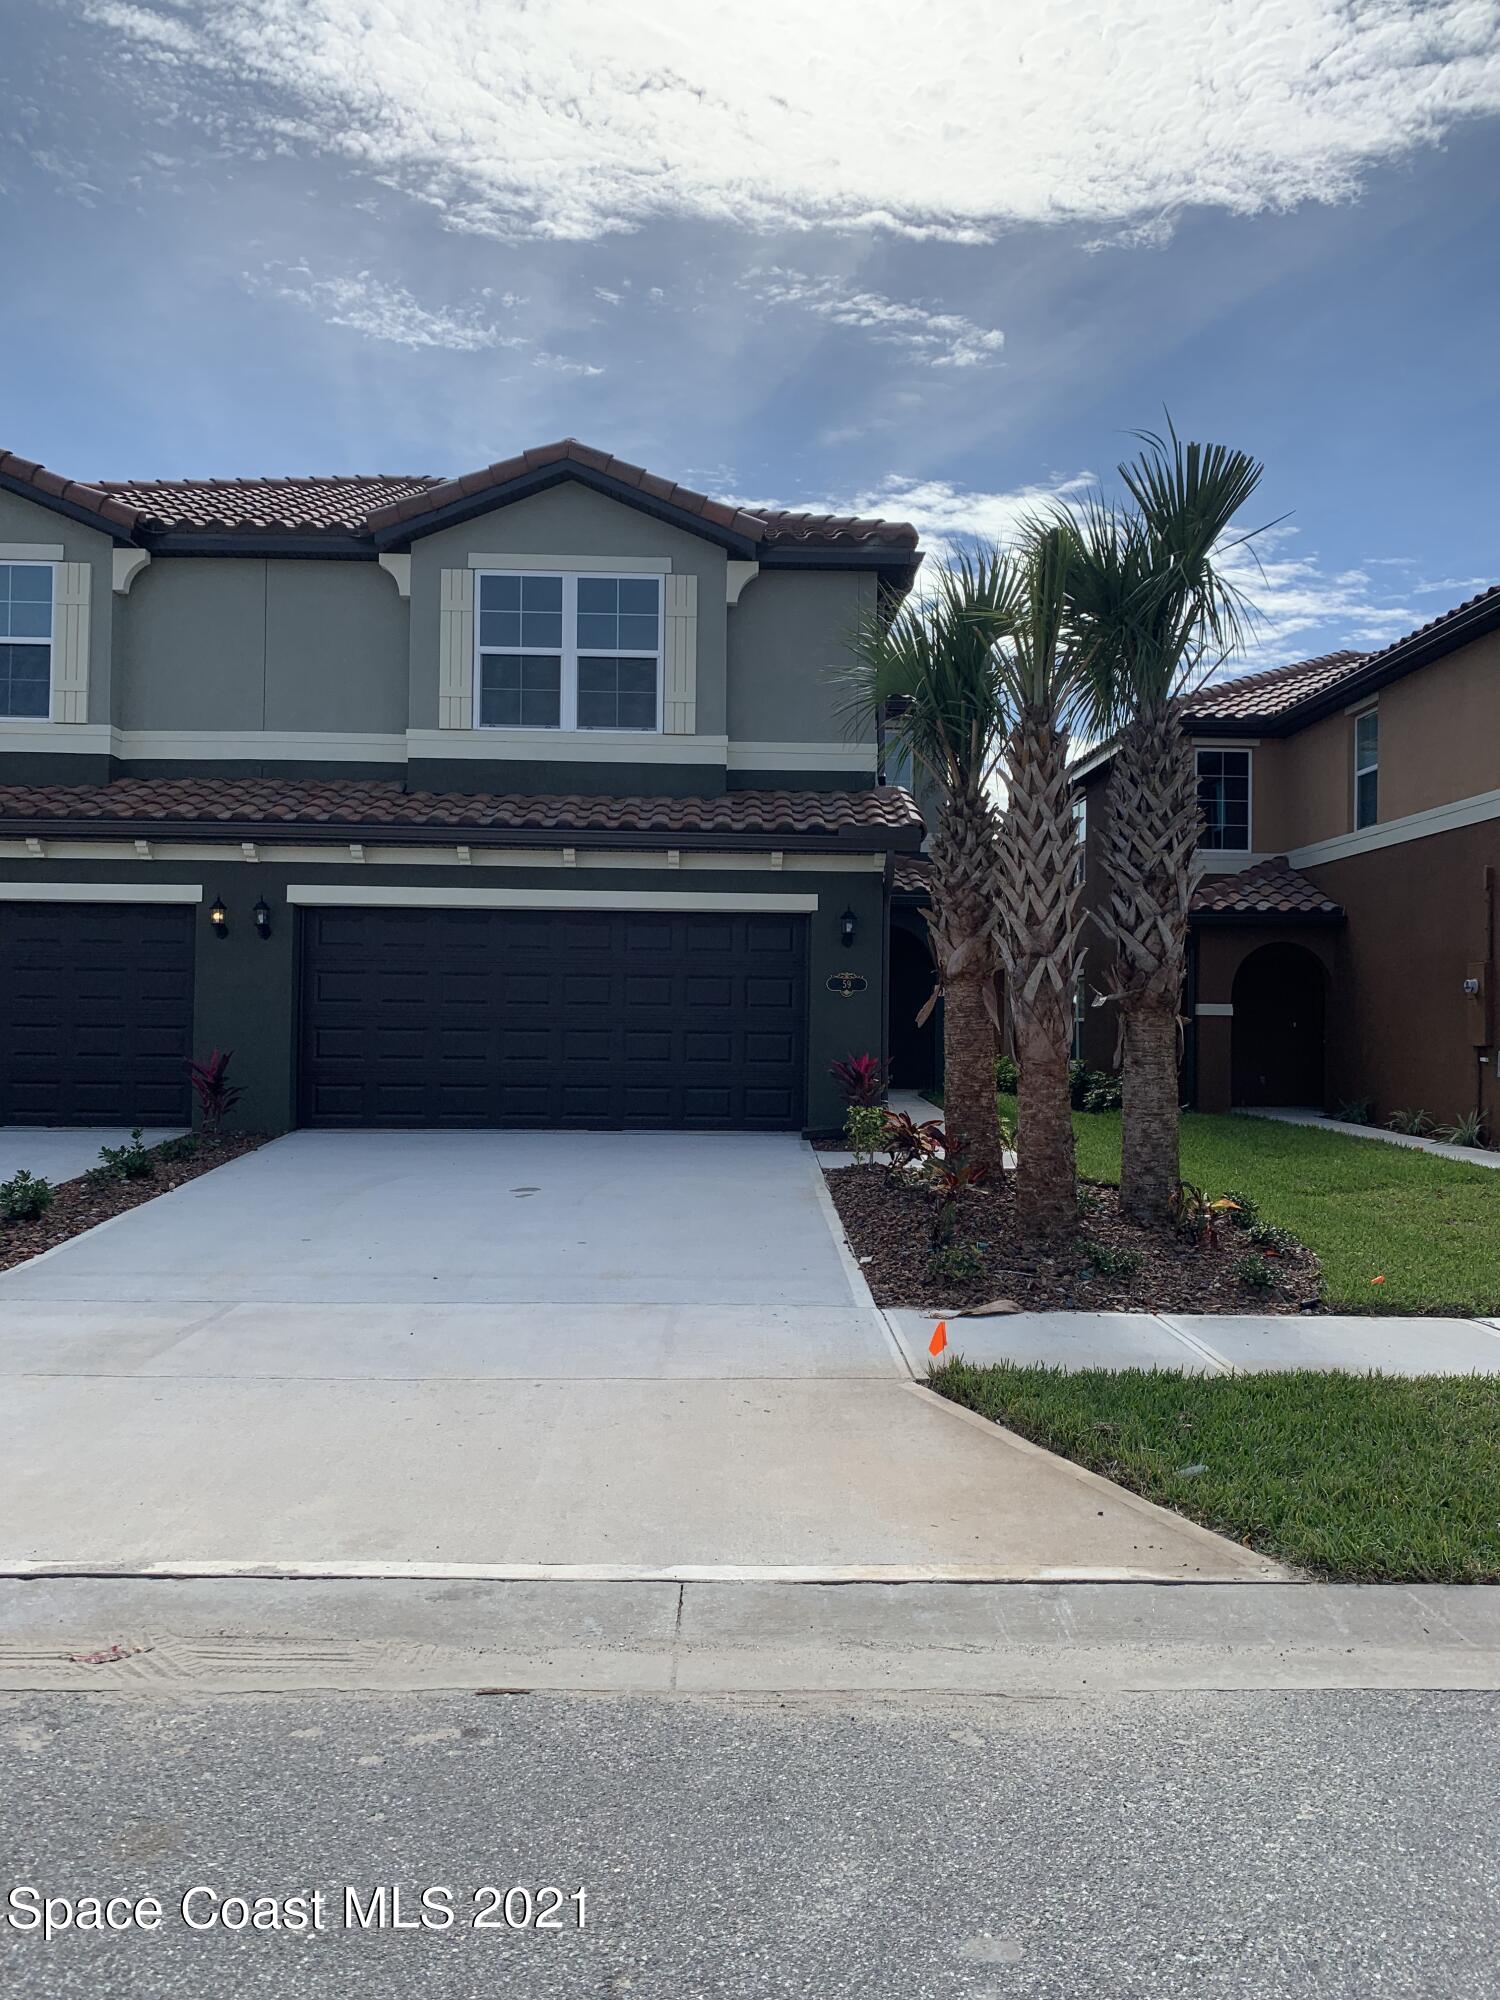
[
  {"left": 991, "top": 1095, "right": 1500, "bottom": 1315},
  {"left": 931, "top": 1359, "right": 1500, "bottom": 1582}
]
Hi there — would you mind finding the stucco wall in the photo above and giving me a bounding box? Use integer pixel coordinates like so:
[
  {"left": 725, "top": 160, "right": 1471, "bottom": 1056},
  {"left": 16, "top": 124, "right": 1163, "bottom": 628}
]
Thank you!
[
  {"left": 1303, "top": 818, "right": 1498, "bottom": 1130},
  {"left": 115, "top": 557, "right": 408, "bottom": 734},
  {"left": 727, "top": 568, "right": 876, "bottom": 748},
  {"left": 0, "top": 486, "right": 114, "bottom": 724}
]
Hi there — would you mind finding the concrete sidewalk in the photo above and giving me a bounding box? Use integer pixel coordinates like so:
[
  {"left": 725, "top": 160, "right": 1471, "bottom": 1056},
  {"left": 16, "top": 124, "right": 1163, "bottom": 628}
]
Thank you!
[
  {"left": 0, "top": 1127, "right": 184, "bottom": 1184},
  {"left": 886, "top": 1308, "right": 1500, "bottom": 1375},
  {"left": 1240, "top": 1105, "right": 1500, "bottom": 1169}
]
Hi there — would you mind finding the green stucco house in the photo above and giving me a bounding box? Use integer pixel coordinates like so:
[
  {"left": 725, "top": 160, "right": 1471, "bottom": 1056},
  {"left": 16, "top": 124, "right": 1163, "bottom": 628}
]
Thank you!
[{"left": 0, "top": 438, "right": 926, "bottom": 1133}]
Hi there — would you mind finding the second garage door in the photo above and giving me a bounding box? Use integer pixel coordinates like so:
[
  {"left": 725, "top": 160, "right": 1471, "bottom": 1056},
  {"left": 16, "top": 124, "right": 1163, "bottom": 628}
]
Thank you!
[{"left": 299, "top": 905, "right": 808, "bottom": 1129}]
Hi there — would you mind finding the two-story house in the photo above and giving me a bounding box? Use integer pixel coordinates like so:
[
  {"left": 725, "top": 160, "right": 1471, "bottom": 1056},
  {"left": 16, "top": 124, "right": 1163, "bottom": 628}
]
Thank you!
[
  {"left": 1073, "top": 585, "right": 1500, "bottom": 1131},
  {"left": 0, "top": 439, "right": 925, "bottom": 1133}
]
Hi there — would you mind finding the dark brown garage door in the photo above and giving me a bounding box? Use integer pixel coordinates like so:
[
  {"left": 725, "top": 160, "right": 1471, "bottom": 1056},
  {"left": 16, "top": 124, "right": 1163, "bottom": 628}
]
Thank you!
[
  {"left": 298, "top": 905, "right": 808, "bottom": 1129},
  {"left": 0, "top": 901, "right": 195, "bottom": 1125}
]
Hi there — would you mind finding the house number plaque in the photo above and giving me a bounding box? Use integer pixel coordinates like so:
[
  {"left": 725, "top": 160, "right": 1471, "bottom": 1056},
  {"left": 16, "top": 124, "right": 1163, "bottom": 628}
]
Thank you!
[{"left": 826, "top": 971, "right": 868, "bottom": 998}]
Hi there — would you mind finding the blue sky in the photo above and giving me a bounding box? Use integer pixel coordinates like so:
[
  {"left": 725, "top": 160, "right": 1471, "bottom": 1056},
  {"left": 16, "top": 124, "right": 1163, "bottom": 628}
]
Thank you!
[{"left": 4, "top": 0, "right": 1499, "bottom": 668}]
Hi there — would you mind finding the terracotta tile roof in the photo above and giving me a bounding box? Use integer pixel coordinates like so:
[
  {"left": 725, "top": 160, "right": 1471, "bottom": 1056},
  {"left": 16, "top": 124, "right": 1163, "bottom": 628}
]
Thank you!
[
  {"left": 0, "top": 449, "right": 143, "bottom": 533},
  {"left": 891, "top": 855, "right": 933, "bottom": 898},
  {"left": 1191, "top": 857, "right": 1342, "bottom": 918},
  {"left": 97, "top": 474, "right": 442, "bottom": 537},
  {"left": 2, "top": 439, "right": 918, "bottom": 554},
  {"left": 0, "top": 777, "right": 923, "bottom": 845},
  {"left": 1186, "top": 651, "right": 1366, "bottom": 723}
]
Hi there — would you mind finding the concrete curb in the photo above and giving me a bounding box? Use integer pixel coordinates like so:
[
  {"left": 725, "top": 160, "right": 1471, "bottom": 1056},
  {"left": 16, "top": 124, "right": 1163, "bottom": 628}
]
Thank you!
[{"left": 4, "top": 1578, "right": 1498, "bottom": 1697}]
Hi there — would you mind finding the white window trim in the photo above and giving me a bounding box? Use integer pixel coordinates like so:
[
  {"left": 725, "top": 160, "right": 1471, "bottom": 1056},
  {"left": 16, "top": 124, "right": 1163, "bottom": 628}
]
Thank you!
[
  {"left": 472, "top": 569, "right": 664, "bottom": 735},
  {"left": 0, "top": 559, "right": 55, "bottom": 723},
  {"left": 1353, "top": 704, "right": 1379, "bottom": 831},
  {"left": 1195, "top": 744, "right": 1253, "bottom": 853}
]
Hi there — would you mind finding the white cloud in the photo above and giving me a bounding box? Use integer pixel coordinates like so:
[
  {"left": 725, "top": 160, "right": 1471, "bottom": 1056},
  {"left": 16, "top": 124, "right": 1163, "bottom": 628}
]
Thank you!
[
  {"left": 246, "top": 265, "right": 603, "bottom": 373},
  {"left": 249, "top": 267, "right": 526, "bottom": 351},
  {"left": 84, "top": 0, "right": 1500, "bottom": 243},
  {"left": 746, "top": 269, "right": 1004, "bottom": 368}
]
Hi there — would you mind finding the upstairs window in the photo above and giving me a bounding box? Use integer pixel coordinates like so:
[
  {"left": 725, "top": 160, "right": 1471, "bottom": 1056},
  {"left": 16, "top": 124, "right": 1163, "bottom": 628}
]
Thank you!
[
  {"left": 1195, "top": 747, "right": 1251, "bottom": 850},
  {"left": 0, "top": 562, "right": 53, "bottom": 719},
  {"left": 1354, "top": 708, "right": 1379, "bottom": 829},
  {"left": 475, "top": 571, "right": 662, "bottom": 732}
]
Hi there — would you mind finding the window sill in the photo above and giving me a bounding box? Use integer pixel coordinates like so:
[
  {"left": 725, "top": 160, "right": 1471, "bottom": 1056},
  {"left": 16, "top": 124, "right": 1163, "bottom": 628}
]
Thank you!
[{"left": 405, "top": 728, "right": 728, "bottom": 764}]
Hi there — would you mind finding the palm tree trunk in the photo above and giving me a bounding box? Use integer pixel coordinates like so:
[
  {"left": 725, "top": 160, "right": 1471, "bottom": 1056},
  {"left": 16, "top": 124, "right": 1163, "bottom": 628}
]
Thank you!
[
  {"left": 1013, "top": 1007, "right": 1076, "bottom": 1238},
  {"left": 943, "top": 968, "right": 1004, "bottom": 1174},
  {"left": 1118, "top": 997, "right": 1181, "bottom": 1223},
  {"left": 1095, "top": 702, "right": 1200, "bottom": 1222},
  {"left": 926, "top": 780, "right": 1005, "bottom": 1174},
  {"left": 994, "top": 709, "right": 1084, "bottom": 1240}
]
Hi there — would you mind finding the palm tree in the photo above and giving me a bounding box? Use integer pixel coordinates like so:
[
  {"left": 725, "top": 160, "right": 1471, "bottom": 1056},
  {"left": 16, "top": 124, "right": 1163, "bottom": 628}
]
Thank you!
[
  {"left": 846, "top": 557, "right": 1010, "bottom": 1174},
  {"left": 1071, "top": 428, "right": 1264, "bottom": 1222},
  {"left": 980, "top": 524, "right": 1090, "bottom": 1241}
]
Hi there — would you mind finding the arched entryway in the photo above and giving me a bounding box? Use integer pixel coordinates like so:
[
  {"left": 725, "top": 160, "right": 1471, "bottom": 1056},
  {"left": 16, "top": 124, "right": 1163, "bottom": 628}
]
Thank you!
[
  {"left": 1231, "top": 943, "right": 1327, "bottom": 1107},
  {"left": 888, "top": 921, "right": 938, "bottom": 1090}
]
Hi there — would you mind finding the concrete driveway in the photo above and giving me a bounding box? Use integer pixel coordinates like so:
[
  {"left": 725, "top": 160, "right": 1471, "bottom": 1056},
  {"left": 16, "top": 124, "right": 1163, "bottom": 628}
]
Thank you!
[
  {"left": 0, "top": 1127, "right": 184, "bottom": 1185},
  {"left": 0, "top": 1130, "right": 1278, "bottom": 1581}
]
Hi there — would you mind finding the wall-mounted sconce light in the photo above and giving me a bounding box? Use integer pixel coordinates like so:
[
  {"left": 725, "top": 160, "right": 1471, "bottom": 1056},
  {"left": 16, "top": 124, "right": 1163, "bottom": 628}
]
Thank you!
[
  {"left": 209, "top": 894, "right": 228, "bottom": 938},
  {"left": 840, "top": 906, "right": 858, "bottom": 950},
  {"left": 253, "top": 896, "right": 272, "bottom": 941}
]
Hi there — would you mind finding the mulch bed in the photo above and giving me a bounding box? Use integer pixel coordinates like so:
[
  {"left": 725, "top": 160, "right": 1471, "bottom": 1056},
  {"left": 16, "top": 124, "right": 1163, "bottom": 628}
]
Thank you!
[
  {"left": 825, "top": 1163, "right": 1322, "bottom": 1315},
  {"left": 0, "top": 1131, "right": 270, "bottom": 1276}
]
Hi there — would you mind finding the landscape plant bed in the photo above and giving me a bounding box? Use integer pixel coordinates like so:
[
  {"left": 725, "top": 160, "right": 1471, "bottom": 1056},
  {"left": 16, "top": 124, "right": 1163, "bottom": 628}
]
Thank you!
[
  {"left": 930, "top": 1359, "right": 1500, "bottom": 1583},
  {"left": 825, "top": 1162, "right": 1321, "bottom": 1314},
  {"left": 0, "top": 1132, "right": 268, "bottom": 1276}
]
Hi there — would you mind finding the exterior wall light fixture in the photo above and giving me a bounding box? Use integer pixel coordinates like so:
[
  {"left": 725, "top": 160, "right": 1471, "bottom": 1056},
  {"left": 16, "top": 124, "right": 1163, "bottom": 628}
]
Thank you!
[
  {"left": 209, "top": 895, "right": 228, "bottom": 938},
  {"left": 253, "top": 896, "right": 272, "bottom": 940},
  {"left": 840, "top": 906, "right": 858, "bottom": 950}
]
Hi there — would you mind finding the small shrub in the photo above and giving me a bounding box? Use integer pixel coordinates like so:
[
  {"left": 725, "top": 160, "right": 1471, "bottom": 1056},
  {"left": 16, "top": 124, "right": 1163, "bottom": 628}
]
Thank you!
[
  {"left": 1219, "top": 1188, "right": 1259, "bottom": 1230},
  {"left": 1066, "top": 1059, "right": 1090, "bottom": 1109},
  {"left": 1082, "top": 1240, "right": 1144, "bottom": 1279},
  {"left": 94, "top": 1129, "right": 156, "bottom": 1184},
  {"left": 0, "top": 1169, "right": 54, "bottom": 1222},
  {"left": 1387, "top": 1108, "right": 1433, "bottom": 1136},
  {"left": 1081, "top": 1073, "right": 1122, "bottom": 1113},
  {"left": 1436, "top": 1110, "right": 1488, "bottom": 1149},
  {"left": 156, "top": 1132, "right": 200, "bottom": 1164},
  {"left": 884, "top": 1110, "right": 945, "bottom": 1175},
  {"left": 187, "top": 1047, "right": 244, "bottom": 1135},
  {"left": 1232, "top": 1253, "right": 1278, "bottom": 1291},
  {"left": 830, "top": 1052, "right": 885, "bottom": 1107},
  {"left": 993, "top": 1053, "right": 1020, "bottom": 1094},
  {"left": 1333, "top": 1096, "right": 1374, "bottom": 1125},
  {"left": 1249, "top": 1220, "right": 1300, "bottom": 1256},
  {"left": 928, "top": 1241, "right": 986, "bottom": 1285},
  {"left": 843, "top": 1103, "right": 887, "bottom": 1163},
  {"left": 1076, "top": 1186, "right": 1102, "bottom": 1218},
  {"left": 1169, "top": 1181, "right": 1241, "bottom": 1248}
]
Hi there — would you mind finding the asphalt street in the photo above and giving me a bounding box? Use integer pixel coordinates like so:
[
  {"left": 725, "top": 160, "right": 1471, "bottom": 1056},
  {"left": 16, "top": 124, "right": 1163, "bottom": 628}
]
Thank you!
[{"left": 3, "top": 1687, "right": 1497, "bottom": 1999}]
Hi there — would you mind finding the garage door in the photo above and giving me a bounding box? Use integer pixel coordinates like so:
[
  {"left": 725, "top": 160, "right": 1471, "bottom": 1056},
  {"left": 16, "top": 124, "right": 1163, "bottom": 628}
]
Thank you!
[
  {"left": 298, "top": 906, "right": 808, "bottom": 1129},
  {"left": 0, "top": 901, "right": 195, "bottom": 1125}
]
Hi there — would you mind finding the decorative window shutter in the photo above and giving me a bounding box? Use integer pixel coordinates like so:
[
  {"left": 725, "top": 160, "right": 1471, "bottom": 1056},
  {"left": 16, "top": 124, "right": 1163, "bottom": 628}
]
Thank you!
[
  {"left": 438, "top": 568, "right": 475, "bottom": 729},
  {"left": 663, "top": 574, "right": 698, "bottom": 735},
  {"left": 50, "top": 563, "right": 91, "bottom": 725}
]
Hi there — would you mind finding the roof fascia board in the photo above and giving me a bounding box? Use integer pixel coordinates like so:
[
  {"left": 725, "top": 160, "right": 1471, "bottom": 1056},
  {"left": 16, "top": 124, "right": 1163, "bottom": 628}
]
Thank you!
[
  {"left": 371, "top": 463, "right": 761, "bottom": 558},
  {"left": 758, "top": 546, "right": 921, "bottom": 573},
  {"left": 0, "top": 817, "right": 923, "bottom": 855},
  {"left": 1277, "top": 595, "right": 1500, "bottom": 728},
  {"left": 141, "top": 533, "right": 376, "bottom": 559},
  {"left": 0, "top": 470, "right": 140, "bottom": 545}
]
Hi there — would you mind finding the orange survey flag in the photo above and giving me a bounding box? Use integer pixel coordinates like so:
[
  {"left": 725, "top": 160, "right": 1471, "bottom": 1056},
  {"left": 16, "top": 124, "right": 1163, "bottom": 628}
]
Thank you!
[{"left": 928, "top": 1320, "right": 948, "bottom": 1357}]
